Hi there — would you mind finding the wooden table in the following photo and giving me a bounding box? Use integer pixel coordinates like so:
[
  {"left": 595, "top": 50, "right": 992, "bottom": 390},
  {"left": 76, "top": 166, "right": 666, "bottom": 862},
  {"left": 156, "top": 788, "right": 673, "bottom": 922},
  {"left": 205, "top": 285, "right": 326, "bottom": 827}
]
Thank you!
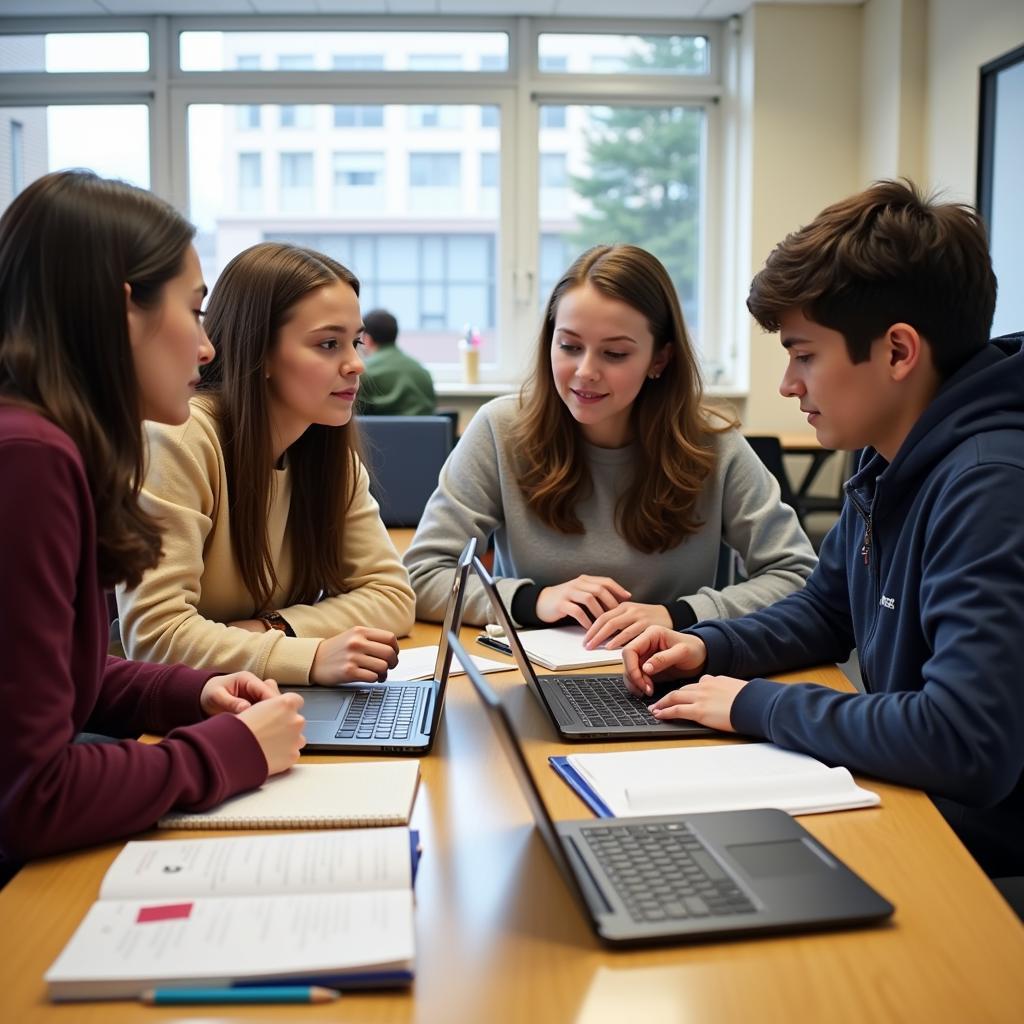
[{"left": 2, "top": 621, "right": 1022, "bottom": 1023}]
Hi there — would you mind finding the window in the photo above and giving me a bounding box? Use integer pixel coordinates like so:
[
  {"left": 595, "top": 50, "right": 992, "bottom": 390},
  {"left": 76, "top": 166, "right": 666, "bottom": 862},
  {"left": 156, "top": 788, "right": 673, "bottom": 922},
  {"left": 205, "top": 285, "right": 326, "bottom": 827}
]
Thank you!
[
  {"left": 280, "top": 105, "right": 314, "bottom": 130},
  {"left": 103, "top": 18, "right": 722, "bottom": 384},
  {"left": 268, "top": 231, "right": 496, "bottom": 362},
  {"left": 410, "top": 153, "right": 460, "bottom": 188},
  {"left": 179, "top": 31, "right": 508, "bottom": 72},
  {"left": 0, "top": 32, "right": 148, "bottom": 73},
  {"left": 0, "top": 104, "right": 149, "bottom": 214},
  {"left": 480, "top": 153, "right": 499, "bottom": 189},
  {"left": 408, "top": 54, "right": 461, "bottom": 71},
  {"left": 332, "top": 152, "right": 385, "bottom": 211},
  {"left": 332, "top": 54, "right": 384, "bottom": 70},
  {"left": 237, "top": 105, "right": 261, "bottom": 130},
  {"left": 237, "top": 152, "right": 262, "bottom": 211},
  {"left": 540, "top": 153, "right": 568, "bottom": 189},
  {"left": 279, "top": 152, "right": 314, "bottom": 211},
  {"left": 9, "top": 121, "right": 23, "bottom": 196},
  {"left": 540, "top": 105, "right": 567, "bottom": 129},
  {"left": 538, "top": 104, "right": 706, "bottom": 345},
  {"left": 537, "top": 33, "right": 709, "bottom": 75},
  {"left": 333, "top": 105, "right": 384, "bottom": 128},
  {"left": 408, "top": 106, "right": 462, "bottom": 130}
]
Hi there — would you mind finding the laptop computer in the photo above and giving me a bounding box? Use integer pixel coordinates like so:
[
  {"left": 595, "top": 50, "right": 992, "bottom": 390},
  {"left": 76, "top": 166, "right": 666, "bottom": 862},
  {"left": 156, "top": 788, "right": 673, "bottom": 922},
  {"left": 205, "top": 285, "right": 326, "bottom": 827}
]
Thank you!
[
  {"left": 472, "top": 557, "right": 714, "bottom": 741},
  {"left": 281, "top": 537, "right": 475, "bottom": 754},
  {"left": 451, "top": 631, "right": 895, "bottom": 946}
]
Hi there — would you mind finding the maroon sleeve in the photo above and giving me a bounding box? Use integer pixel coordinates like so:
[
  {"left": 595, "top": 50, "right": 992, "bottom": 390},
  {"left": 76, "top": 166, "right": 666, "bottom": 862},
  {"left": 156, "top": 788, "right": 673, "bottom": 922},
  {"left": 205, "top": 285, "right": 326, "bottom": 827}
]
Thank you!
[{"left": 0, "top": 432, "right": 267, "bottom": 862}]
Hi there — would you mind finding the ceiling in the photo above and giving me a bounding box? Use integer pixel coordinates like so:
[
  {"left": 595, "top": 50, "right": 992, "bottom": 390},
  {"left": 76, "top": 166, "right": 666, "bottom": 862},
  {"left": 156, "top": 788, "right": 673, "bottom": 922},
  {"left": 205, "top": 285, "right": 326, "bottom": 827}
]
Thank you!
[{"left": 0, "top": 1, "right": 864, "bottom": 21}]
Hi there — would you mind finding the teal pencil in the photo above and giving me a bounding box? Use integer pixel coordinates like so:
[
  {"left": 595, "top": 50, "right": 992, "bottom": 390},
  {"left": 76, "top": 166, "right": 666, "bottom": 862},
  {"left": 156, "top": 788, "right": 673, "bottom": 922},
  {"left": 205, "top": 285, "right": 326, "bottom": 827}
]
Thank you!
[{"left": 140, "top": 985, "right": 340, "bottom": 1005}]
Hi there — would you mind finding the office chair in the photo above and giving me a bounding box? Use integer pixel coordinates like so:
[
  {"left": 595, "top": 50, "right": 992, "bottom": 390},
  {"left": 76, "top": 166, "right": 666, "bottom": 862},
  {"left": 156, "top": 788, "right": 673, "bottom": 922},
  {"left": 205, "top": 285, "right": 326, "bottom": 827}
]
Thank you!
[{"left": 357, "top": 415, "right": 453, "bottom": 527}]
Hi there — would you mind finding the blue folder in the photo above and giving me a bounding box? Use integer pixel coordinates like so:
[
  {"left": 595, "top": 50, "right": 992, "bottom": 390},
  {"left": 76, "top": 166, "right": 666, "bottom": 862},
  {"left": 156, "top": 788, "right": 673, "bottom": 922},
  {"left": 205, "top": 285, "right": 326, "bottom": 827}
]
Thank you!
[{"left": 549, "top": 757, "right": 614, "bottom": 818}]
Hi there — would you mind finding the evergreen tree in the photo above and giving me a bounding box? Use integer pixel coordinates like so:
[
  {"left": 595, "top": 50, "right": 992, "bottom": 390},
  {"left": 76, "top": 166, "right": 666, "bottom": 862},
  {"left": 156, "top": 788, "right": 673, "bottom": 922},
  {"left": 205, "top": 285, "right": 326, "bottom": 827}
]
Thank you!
[{"left": 571, "top": 36, "right": 705, "bottom": 324}]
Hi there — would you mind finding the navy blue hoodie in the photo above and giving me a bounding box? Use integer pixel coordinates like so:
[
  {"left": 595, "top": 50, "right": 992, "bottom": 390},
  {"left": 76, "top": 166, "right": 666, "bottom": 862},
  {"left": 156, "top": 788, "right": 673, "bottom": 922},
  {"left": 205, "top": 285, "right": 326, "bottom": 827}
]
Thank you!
[{"left": 692, "top": 336, "right": 1024, "bottom": 876}]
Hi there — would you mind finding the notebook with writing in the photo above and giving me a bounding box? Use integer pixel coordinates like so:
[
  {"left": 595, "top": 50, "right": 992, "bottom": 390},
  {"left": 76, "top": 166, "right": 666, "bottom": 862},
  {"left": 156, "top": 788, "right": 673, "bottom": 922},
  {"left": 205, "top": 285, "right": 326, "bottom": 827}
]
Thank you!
[
  {"left": 472, "top": 557, "right": 713, "bottom": 741},
  {"left": 452, "top": 631, "right": 894, "bottom": 947},
  {"left": 282, "top": 537, "right": 476, "bottom": 753}
]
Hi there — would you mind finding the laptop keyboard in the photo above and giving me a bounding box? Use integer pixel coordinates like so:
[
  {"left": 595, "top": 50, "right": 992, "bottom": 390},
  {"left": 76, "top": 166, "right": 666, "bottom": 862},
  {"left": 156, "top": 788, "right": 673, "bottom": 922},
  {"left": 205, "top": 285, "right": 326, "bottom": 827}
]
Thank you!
[
  {"left": 334, "top": 685, "right": 421, "bottom": 741},
  {"left": 582, "top": 822, "right": 757, "bottom": 923},
  {"left": 558, "top": 676, "right": 660, "bottom": 728}
]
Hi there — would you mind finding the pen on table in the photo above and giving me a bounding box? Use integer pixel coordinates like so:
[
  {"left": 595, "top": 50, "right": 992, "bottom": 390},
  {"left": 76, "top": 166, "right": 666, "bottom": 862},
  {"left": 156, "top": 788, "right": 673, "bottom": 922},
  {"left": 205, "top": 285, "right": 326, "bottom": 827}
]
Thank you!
[
  {"left": 476, "top": 635, "right": 512, "bottom": 656},
  {"left": 140, "top": 985, "right": 341, "bottom": 1005}
]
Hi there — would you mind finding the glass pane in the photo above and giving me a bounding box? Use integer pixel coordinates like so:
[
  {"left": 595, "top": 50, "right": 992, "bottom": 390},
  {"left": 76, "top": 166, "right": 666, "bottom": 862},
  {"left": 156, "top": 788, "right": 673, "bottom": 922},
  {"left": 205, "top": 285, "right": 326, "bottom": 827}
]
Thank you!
[
  {"left": 537, "top": 104, "right": 705, "bottom": 353},
  {"left": 0, "top": 105, "right": 149, "bottom": 213},
  {"left": 188, "top": 103, "right": 500, "bottom": 366},
  {"left": 180, "top": 31, "right": 508, "bottom": 72},
  {"left": 0, "top": 33, "right": 149, "bottom": 73},
  {"left": 537, "top": 33, "right": 708, "bottom": 76}
]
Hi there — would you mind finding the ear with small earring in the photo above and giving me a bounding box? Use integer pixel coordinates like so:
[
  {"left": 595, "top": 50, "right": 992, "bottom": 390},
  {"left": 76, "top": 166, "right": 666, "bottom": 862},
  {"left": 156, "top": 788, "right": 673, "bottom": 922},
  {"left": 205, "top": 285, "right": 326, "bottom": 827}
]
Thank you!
[{"left": 647, "top": 371, "right": 661, "bottom": 380}]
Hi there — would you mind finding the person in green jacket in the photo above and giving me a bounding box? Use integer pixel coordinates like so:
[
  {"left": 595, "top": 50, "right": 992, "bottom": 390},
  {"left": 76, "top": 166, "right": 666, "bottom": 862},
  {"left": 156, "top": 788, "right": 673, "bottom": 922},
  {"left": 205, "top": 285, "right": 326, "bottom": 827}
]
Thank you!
[{"left": 358, "top": 309, "right": 437, "bottom": 416}]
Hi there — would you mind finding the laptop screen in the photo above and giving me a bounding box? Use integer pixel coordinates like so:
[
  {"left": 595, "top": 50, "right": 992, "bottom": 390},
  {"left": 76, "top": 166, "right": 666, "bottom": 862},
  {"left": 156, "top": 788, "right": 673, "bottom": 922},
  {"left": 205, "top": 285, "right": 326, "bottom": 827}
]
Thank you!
[
  {"left": 450, "top": 630, "right": 590, "bottom": 910},
  {"left": 470, "top": 557, "right": 548, "bottom": 702}
]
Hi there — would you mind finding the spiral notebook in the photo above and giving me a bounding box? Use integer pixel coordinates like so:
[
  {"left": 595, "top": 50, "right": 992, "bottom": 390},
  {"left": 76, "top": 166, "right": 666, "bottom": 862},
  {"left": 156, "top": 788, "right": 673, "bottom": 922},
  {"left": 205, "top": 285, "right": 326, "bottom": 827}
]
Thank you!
[{"left": 158, "top": 761, "right": 420, "bottom": 830}]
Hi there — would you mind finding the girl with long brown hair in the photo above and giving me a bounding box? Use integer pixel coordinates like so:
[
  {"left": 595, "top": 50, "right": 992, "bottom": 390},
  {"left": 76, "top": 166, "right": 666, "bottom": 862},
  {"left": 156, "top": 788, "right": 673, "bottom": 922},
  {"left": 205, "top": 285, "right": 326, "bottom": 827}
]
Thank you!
[
  {"left": 0, "top": 171, "right": 305, "bottom": 868},
  {"left": 404, "top": 245, "right": 815, "bottom": 643},
  {"left": 116, "top": 243, "right": 415, "bottom": 685}
]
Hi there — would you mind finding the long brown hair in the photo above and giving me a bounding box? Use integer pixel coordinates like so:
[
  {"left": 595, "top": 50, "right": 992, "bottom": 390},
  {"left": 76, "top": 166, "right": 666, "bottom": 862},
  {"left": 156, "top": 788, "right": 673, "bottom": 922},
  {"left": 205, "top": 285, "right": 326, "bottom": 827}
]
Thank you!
[
  {"left": 511, "top": 244, "right": 732, "bottom": 554},
  {"left": 199, "top": 243, "right": 362, "bottom": 612},
  {"left": 0, "top": 170, "right": 195, "bottom": 588}
]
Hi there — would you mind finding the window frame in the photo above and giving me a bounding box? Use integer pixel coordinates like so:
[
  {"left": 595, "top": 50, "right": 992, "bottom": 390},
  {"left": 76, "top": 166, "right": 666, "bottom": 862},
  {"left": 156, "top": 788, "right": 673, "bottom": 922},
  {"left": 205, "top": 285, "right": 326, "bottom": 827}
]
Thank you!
[{"left": 0, "top": 13, "right": 735, "bottom": 391}]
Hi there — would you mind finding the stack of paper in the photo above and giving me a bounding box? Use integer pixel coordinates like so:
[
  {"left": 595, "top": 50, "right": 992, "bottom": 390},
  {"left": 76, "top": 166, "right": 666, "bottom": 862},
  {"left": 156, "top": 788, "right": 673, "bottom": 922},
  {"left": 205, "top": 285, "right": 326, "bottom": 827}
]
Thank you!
[{"left": 552, "top": 743, "right": 880, "bottom": 817}]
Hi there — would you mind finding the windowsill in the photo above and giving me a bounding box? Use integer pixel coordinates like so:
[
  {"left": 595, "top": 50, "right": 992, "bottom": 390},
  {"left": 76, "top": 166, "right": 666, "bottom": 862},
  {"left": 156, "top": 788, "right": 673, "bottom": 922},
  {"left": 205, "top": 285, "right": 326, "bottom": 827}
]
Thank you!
[{"left": 434, "top": 381, "right": 747, "bottom": 399}]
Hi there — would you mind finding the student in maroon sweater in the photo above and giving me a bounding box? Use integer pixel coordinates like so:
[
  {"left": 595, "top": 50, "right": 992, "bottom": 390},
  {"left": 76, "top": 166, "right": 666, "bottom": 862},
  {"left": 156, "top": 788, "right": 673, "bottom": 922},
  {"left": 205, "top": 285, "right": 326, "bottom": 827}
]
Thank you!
[{"left": 0, "top": 171, "right": 306, "bottom": 871}]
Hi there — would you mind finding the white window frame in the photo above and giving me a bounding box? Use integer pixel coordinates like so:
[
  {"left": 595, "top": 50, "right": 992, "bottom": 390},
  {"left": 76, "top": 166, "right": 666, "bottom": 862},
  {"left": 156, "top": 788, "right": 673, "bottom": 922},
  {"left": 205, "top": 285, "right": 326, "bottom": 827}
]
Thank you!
[{"left": 0, "top": 13, "right": 736, "bottom": 392}]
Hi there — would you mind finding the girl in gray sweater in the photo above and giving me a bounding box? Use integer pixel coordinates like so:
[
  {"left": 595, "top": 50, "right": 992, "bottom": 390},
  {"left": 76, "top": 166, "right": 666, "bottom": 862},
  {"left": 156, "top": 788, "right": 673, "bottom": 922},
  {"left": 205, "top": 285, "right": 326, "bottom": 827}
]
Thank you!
[{"left": 404, "top": 245, "right": 816, "bottom": 645}]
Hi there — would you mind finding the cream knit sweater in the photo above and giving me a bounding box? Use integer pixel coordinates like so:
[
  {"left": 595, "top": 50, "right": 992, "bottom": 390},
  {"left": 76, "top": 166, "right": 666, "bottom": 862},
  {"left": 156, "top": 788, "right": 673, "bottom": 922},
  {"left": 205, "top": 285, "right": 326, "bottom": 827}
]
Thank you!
[{"left": 117, "top": 400, "right": 415, "bottom": 683}]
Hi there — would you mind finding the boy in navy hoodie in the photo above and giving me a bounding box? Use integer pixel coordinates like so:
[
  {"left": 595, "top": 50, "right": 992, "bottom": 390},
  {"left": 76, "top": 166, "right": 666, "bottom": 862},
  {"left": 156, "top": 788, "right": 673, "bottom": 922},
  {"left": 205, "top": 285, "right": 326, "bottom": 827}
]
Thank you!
[{"left": 622, "top": 180, "right": 1024, "bottom": 879}]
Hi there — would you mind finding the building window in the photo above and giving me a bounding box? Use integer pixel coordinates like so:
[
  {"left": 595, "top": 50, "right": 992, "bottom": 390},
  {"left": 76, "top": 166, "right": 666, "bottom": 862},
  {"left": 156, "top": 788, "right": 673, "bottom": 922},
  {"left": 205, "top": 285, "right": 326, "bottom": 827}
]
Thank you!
[
  {"left": 407, "top": 53, "right": 461, "bottom": 71},
  {"left": 480, "top": 152, "right": 499, "bottom": 190},
  {"left": 333, "top": 105, "right": 384, "bottom": 128},
  {"left": 409, "top": 152, "right": 460, "bottom": 188},
  {"left": 408, "top": 105, "right": 462, "bottom": 130},
  {"left": 332, "top": 53, "right": 384, "bottom": 70},
  {"left": 540, "top": 105, "right": 567, "bottom": 130},
  {"left": 540, "top": 153, "right": 568, "bottom": 189},
  {"left": 279, "top": 151, "right": 314, "bottom": 211},
  {"left": 10, "top": 120, "right": 24, "bottom": 196},
  {"left": 235, "top": 54, "right": 260, "bottom": 70},
  {"left": 480, "top": 105, "right": 499, "bottom": 129},
  {"left": 237, "top": 105, "right": 260, "bottom": 130},
  {"left": 237, "top": 152, "right": 262, "bottom": 211},
  {"left": 280, "top": 105, "right": 314, "bottom": 129}
]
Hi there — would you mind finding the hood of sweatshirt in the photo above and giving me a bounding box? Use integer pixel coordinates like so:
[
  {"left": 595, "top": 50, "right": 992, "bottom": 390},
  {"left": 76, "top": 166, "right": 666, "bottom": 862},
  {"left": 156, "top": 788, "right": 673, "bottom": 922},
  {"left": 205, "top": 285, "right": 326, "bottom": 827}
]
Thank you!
[{"left": 849, "top": 333, "right": 1024, "bottom": 518}]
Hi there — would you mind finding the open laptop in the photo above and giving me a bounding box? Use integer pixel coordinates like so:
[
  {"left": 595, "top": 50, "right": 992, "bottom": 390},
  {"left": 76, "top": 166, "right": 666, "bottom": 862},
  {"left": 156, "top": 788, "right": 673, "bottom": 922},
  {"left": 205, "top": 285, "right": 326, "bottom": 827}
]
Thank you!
[
  {"left": 282, "top": 538, "right": 475, "bottom": 754},
  {"left": 472, "top": 557, "right": 714, "bottom": 741},
  {"left": 451, "top": 631, "right": 894, "bottom": 946}
]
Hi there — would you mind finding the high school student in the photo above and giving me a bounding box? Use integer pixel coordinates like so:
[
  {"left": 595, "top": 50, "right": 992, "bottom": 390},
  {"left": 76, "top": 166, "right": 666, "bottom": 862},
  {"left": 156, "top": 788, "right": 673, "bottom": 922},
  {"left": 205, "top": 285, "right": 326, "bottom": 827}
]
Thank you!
[
  {"left": 0, "top": 172, "right": 305, "bottom": 866},
  {"left": 404, "top": 245, "right": 816, "bottom": 641},
  {"left": 116, "top": 243, "right": 415, "bottom": 685}
]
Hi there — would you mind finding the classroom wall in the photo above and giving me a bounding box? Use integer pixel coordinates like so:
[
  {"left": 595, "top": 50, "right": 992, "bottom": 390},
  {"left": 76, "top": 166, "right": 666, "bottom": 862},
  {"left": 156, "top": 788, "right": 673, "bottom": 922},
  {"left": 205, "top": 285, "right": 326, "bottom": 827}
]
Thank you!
[
  {"left": 739, "top": 2, "right": 863, "bottom": 435},
  {"left": 925, "top": 0, "right": 1024, "bottom": 202}
]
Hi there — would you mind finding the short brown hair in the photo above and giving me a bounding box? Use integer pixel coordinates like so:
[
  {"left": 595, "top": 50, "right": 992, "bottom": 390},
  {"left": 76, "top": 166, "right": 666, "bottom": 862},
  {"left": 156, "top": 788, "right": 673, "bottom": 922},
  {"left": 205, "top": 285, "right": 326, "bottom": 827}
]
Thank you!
[{"left": 747, "top": 180, "right": 996, "bottom": 378}]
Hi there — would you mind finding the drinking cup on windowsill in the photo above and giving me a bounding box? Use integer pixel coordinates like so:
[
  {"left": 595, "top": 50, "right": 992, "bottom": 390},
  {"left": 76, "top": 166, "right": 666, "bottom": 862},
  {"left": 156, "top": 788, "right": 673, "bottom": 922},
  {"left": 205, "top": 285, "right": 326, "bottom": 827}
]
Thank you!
[{"left": 461, "top": 346, "right": 479, "bottom": 385}]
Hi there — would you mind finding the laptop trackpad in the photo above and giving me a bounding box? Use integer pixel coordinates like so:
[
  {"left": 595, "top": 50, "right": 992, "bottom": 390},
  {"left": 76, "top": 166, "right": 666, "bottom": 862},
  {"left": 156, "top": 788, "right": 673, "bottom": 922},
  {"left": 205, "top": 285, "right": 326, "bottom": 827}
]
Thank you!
[{"left": 298, "top": 690, "right": 350, "bottom": 722}]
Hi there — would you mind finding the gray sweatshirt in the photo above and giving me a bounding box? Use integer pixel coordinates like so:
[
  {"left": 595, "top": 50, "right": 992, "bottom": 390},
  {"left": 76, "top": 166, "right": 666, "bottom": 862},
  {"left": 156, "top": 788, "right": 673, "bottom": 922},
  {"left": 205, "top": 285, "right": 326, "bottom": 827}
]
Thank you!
[{"left": 404, "top": 395, "right": 817, "bottom": 626}]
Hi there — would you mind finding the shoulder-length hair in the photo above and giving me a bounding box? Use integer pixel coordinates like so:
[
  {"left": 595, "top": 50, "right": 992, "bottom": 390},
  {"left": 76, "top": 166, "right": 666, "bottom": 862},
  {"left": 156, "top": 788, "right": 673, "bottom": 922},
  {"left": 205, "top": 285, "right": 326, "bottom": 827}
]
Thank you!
[
  {"left": 511, "top": 244, "right": 732, "bottom": 554},
  {"left": 0, "top": 170, "right": 195, "bottom": 588},
  {"left": 199, "top": 242, "right": 362, "bottom": 612}
]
